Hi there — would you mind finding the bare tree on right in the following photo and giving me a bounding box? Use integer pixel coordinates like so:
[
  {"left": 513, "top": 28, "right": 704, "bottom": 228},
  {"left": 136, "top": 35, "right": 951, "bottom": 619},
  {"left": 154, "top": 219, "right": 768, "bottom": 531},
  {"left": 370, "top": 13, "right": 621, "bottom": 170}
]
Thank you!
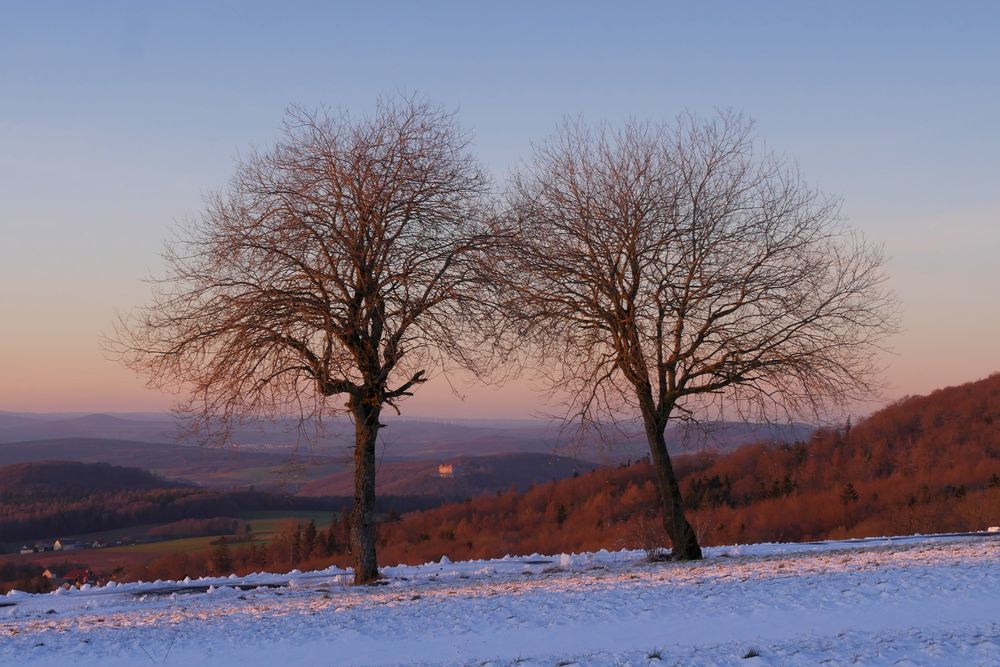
[{"left": 502, "top": 113, "right": 897, "bottom": 560}]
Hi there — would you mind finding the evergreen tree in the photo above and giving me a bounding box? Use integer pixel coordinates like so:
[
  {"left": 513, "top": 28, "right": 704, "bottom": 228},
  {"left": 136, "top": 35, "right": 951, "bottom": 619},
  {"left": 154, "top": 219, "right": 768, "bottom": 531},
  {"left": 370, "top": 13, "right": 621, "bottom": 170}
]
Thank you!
[
  {"left": 556, "top": 504, "right": 569, "bottom": 528},
  {"left": 303, "top": 520, "right": 318, "bottom": 559},
  {"left": 326, "top": 514, "right": 340, "bottom": 555},
  {"left": 291, "top": 525, "right": 302, "bottom": 565},
  {"left": 343, "top": 511, "right": 353, "bottom": 555},
  {"left": 211, "top": 536, "right": 232, "bottom": 575},
  {"left": 840, "top": 483, "right": 860, "bottom": 505}
]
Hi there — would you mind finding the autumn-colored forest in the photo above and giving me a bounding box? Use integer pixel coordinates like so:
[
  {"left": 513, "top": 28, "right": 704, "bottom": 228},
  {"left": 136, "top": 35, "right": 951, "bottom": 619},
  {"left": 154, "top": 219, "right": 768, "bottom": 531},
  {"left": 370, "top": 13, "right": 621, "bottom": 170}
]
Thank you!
[
  {"left": 116, "top": 373, "right": 1000, "bottom": 583},
  {"left": 374, "top": 372, "right": 1000, "bottom": 563}
]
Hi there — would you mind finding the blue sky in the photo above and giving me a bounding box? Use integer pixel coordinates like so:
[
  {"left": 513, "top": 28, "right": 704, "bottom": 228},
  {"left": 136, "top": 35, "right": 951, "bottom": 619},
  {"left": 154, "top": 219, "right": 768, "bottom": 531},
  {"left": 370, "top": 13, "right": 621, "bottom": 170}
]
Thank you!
[{"left": 1, "top": 1, "right": 998, "bottom": 415}]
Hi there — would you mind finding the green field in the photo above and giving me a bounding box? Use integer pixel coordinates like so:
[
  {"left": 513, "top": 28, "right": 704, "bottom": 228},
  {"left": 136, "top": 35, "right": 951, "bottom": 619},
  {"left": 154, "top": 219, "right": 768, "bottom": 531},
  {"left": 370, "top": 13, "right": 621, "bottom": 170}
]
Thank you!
[
  {"left": 103, "top": 535, "right": 227, "bottom": 555},
  {"left": 241, "top": 510, "right": 339, "bottom": 537},
  {"left": 89, "top": 510, "right": 339, "bottom": 556},
  {"left": 1, "top": 510, "right": 343, "bottom": 560}
]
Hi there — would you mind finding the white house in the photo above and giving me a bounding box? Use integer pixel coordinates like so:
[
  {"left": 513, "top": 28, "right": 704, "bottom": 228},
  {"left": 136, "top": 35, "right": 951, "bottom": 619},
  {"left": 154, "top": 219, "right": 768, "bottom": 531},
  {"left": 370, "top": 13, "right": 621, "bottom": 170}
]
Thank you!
[{"left": 53, "top": 538, "right": 82, "bottom": 551}]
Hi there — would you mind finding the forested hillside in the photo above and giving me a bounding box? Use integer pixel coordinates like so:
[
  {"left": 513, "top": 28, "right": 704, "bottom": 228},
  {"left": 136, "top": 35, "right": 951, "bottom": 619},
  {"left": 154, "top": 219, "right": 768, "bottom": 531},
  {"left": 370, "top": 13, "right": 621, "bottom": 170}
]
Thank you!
[
  {"left": 0, "top": 460, "right": 186, "bottom": 496},
  {"left": 0, "top": 461, "right": 434, "bottom": 544},
  {"left": 371, "top": 374, "right": 1000, "bottom": 564}
]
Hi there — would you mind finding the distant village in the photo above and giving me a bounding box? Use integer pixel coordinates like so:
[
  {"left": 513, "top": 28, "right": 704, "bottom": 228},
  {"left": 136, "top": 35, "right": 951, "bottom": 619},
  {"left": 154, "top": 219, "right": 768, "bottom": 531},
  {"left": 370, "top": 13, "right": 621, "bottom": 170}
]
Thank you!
[
  {"left": 16, "top": 538, "right": 137, "bottom": 589},
  {"left": 18, "top": 537, "right": 132, "bottom": 554},
  {"left": 39, "top": 565, "right": 100, "bottom": 588}
]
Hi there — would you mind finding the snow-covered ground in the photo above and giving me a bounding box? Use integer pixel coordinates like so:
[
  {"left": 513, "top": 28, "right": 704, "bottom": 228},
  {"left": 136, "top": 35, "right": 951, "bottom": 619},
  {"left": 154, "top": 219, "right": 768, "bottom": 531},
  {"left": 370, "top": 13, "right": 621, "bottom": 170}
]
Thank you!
[{"left": 3, "top": 533, "right": 999, "bottom": 666}]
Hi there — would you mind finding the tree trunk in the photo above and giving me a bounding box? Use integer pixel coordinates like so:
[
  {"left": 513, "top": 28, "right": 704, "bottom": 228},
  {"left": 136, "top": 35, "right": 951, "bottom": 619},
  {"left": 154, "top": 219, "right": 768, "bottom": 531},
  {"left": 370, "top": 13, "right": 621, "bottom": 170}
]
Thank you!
[
  {"left": 639, "top": 406, "right": 703, "bottom": 560},
  {"left": 349, "top": 395, "right": 382, "bottom": 584}
]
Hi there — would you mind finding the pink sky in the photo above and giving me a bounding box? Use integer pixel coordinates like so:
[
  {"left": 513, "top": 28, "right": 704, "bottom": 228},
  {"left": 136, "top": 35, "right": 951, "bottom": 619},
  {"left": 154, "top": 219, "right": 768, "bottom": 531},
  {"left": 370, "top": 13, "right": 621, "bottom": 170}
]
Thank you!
[
  {"left": 2, "top": 228, "right": 998, "bottom": 419},
  {"left": 2, "top": 4, "right": 999, "bottom": 418}
]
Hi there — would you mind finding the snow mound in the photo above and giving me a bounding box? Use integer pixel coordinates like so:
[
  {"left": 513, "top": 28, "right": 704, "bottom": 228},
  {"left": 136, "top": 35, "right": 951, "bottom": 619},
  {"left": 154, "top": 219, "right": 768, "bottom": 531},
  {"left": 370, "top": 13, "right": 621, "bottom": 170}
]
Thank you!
[{"left": 1, "top": 532, "right": 998, "bottom": 667}]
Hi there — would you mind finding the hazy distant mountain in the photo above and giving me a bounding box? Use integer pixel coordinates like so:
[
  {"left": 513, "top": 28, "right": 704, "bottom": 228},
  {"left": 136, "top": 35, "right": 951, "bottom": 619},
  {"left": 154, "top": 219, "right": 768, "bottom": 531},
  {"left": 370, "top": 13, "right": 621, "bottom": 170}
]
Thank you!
[
  {"left": 0, "top": 412, "right": 51, "bottom": 431},
  {"left": 299, "top": 452, "right": 598, "bottom": 499},
  {"left": 0, "top": 438, "right": 343, "bottom": 490},
  {"left": 0, "top": 411, "right": 813, "bottom": 463},
  {"left": 0, "top": 413, "right": 179, "bottom": 444},
  {"left": 0, "top": 460, "right": 190, "bottom": 497}
]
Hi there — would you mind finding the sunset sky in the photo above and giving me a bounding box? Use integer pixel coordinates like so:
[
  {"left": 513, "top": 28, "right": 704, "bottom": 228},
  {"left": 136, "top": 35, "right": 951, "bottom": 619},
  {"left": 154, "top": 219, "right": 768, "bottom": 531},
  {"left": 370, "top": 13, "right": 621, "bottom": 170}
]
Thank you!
[{"left": 1, "top": 1, "right": 998, "bottom": 418}]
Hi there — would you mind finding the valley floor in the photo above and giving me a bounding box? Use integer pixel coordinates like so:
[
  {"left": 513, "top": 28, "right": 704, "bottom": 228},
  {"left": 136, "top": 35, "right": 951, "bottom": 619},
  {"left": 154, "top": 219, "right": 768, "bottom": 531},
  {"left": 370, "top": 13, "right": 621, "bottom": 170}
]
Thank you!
[{"left": 2, "top": 534, "right": 999, "bottom": 666}]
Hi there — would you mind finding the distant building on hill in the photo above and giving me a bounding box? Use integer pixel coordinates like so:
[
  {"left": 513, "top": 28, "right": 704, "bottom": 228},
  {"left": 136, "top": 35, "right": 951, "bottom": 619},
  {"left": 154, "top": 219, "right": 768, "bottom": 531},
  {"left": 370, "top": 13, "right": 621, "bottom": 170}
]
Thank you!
[
  {"left": 53, "top": 538, "right": 82, "bottom": 551},
  {"left": 437, "top": 463, "right": 455, "bottom": 478}
]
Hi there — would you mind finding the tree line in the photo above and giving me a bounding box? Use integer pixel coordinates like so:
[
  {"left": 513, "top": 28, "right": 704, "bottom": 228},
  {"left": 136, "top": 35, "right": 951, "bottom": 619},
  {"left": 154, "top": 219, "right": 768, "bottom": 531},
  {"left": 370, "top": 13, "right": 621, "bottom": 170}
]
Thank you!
[{"left": 0, "top": 480, "right": 435, "bottom": 546}]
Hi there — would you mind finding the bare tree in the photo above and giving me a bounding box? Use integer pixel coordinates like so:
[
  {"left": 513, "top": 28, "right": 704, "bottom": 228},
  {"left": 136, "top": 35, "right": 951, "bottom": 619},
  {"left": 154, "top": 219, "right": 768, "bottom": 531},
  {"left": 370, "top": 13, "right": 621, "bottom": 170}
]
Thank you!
[
  {"left": 114, "top": 97, "right": 497, "bottom": 583},
  {"left": 502, "top": 113, "right": 896, "bottom": 560}
]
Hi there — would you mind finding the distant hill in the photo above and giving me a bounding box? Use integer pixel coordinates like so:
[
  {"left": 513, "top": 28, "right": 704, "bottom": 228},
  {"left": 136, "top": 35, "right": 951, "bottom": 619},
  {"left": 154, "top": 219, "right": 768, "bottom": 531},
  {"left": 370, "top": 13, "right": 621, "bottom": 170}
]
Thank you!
[
  {"left": 345, "top": 418, "right": 813, "bottom": 461},
  {"left": 0, "top": 413, "right": 44, "bottom": 431},
  {"left": 0, "top": 413, "right": 180, "bottom": 444},
  {"left": 0, "top": 459, "right": 435, "bottom": 545},
  {"left": 0, "top": 438, "right": 343, "bottom": 490},
  {"left": 0, "top": 461, "right": 186, "bottom": 497},
  {"left": 299, "top": 452, "right": 598, "bottom": 499},
  {"left": 370, "top": 373, "right": 1000, "bottom": 564},
  {"left": 0, "top": 411, "right": 813, "bottom": 462}
]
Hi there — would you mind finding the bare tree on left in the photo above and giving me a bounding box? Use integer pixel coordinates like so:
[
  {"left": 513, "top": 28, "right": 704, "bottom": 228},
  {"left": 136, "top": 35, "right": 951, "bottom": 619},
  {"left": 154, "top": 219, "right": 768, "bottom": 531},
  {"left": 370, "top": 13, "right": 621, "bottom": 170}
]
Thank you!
[{"left": 113, "top": 97, "right": 497, "bottom": 584}]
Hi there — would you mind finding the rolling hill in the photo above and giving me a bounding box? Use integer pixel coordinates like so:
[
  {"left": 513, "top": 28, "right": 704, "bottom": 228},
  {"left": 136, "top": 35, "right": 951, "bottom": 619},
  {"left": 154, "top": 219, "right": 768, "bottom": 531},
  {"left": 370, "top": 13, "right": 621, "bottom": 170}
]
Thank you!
[
  {"left": 370, "top": 373, "right": 1000, "bottom": 563},
  {"left": 299, "top": 452, "right": 598, "bottom": 498},
  {"left": 0, "top": 438, "right": 344, "bottom": 490},
  {"left": 0, "top": 412, "right": 812, "bottom": 462},
  {"left": 0, "top": 460, "right": 433, "bottom": 546},
  {"left": 0, "top": 413, "right": 179, "bottom": 444},
  {"left": 0, "top": 460, "right": 187, "bottom": 497}
]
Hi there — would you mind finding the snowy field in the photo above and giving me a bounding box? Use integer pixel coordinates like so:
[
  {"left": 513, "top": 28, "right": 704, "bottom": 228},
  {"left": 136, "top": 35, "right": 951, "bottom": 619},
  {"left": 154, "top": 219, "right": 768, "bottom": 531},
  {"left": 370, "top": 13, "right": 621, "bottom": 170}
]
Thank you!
[{"left": 3, "top": 533, "right": 999, "bottom": 666}]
